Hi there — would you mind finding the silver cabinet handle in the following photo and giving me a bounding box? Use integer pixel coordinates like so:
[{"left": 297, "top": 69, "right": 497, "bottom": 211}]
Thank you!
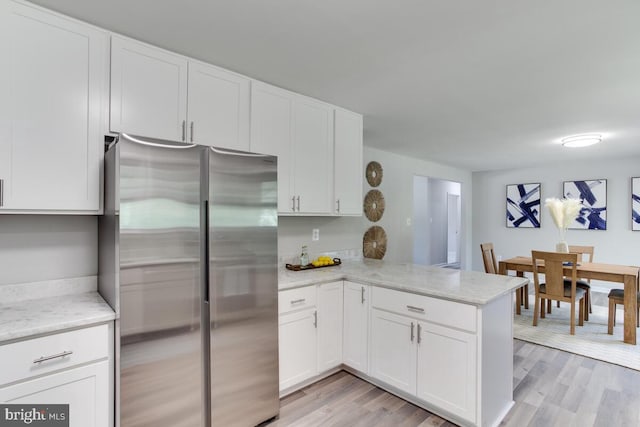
[
  {"left": 0, "top": 178, "right": 3, "bottom": 207},
  {"left": 417, "top": 323, "right": 422, "bottom": 344},
  {"left": 410, "top": 322, "right": 414, "bottom": 342},
  {"left": 296, "top": 196, "right": 300, "bottom": 212},
  {"left": 336, "top": 199, "right": 341, "bottom": 213},
  {"left": 33, "top": 350, "right": 73, "bottom": 364},
  {"left": 313, "top": 310, "right": 318, "bottom": 328},
  {"left": 407, "top": 305, "right": 425, "bottom": 313},
  {"left": 291, "top": 298, "right": 306, "bottom": 305},
  {"left": 291, "top": 196, "right": 296, "bottom": 212},
  {"left": 181, "top": 120, "right": 186, "bottom": 141},
  {"left": 361, "top": 286, "right": 365, "bottom": 304},
  {"left": 190, "top": 121, "right": 194, "bottom": 142}
]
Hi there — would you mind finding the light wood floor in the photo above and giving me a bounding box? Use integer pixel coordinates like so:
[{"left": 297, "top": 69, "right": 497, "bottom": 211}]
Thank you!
[{"left": 266, "top": 339, "right": 640, "bottom": 427}]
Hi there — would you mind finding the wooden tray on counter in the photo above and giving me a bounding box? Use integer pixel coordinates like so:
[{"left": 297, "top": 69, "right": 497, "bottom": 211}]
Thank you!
[{"left": 285, "top": 258, "right": 342, "bottom": 271}]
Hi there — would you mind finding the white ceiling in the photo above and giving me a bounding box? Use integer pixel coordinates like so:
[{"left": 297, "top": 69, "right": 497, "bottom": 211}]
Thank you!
[{"left": 30, "top": 0, "right": 640, "bottom": 171}]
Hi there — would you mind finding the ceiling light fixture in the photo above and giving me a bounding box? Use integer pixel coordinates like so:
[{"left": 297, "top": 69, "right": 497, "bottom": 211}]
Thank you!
[{"left": 561, "top": 133, "right": 603, "bottom": 148}]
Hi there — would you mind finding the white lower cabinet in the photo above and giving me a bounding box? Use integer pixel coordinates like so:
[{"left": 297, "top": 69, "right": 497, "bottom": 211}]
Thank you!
[
  {"left": 342, "top": 282, "right": 369, "bottom": 373},
  {"left": 278, "top": 308, "right": 317, "bottom": 390},
  {"left": 369, "top": 286, "right": 479, "bottom": 424},
  {"left": 279, "top": 281, "right": 344, "bottom": 392},
  {"left": 416, "top": 322, "right": 477, "bottom": 423},
  {"left": 370, "top": 309, "right": 417, "bottom": 395},
  {"left": 0, "top": 324, "right": 111, "bottom": 427},
  {"left": 317, "top": 281, "right": 343, "bottom": 372},
  {"left": 0, "top": 362, "right": 109, "bottom": 427},
  {"left": 278, "top": 282, "right": 513, "bottom": 426}
]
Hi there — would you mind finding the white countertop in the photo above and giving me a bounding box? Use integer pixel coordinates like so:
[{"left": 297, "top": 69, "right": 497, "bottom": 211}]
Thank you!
[
  {"left": 279, "top": 259, "right": 528, "bottom": 305},
  {"left": 0, "top": 277, "right": 116, "bottom": 344}
]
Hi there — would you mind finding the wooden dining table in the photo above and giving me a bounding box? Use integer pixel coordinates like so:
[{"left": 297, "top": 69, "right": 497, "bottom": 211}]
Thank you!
[{"left": 499, "top": 256, "right": 640, "bottom": 345}]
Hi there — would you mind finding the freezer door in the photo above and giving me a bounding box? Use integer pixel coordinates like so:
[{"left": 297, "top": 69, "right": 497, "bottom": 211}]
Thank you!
[
  {"left": 116, "top": 134, "right": 205, "bottom": 427},
  {"left": 208, "top": 147, "right": 279, "bottom": 427}
]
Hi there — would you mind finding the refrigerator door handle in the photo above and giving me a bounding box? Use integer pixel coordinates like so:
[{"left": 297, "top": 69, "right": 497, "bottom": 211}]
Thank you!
[
  {"left": 209, "top": 146, "right": 274, "bottom": 158},
  {"left": 119, "top": 133, "right": 197, "bottom": 149},
  {"left": 203, "top": 199, "right": 210, "bottom": 304}
]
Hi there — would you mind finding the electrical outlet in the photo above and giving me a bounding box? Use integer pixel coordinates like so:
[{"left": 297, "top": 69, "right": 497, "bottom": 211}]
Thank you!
[{"left": 312, "top": 229, "right": 320, "bottom": 241}]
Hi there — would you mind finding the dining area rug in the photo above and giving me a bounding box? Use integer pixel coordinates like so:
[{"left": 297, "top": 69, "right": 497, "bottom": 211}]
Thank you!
[{"left": 513, "top": 302, "right": 640, "bottom": 371}]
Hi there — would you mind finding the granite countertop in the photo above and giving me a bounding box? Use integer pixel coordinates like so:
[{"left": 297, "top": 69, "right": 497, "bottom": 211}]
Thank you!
[
  {"left": 279, "top": 258, "right": 528, "bottom": 305},
  {"left": 0, "top": 277, "right": 116, "bottom": 344}
]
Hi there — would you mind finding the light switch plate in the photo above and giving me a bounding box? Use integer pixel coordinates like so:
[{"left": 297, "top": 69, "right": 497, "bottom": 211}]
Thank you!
[{"left": 312, "top": 229, "right": 320, "bottom": 241}]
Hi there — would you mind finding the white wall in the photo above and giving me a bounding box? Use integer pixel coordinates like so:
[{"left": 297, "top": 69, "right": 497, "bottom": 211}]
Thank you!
[
  {"left": 0, "top": 216, "right": 97, "bottom": 286},
  {"left": 363, "top": 147, "right": 472, "bottom": 267},
  {"left": 278, "top": 146, "right": 473, "bottom": 267},
  {"left": 0, "top": 147, "right": 472, "bottom": 287},
  {"left": 472, "top": 156, "right": 640, "bottom": 280}
]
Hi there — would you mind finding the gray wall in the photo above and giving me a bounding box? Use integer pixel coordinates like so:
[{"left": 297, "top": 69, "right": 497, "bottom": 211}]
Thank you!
[
  {"left": 0, "top": 216, "right": 97, "bottom": 285},
  {"left": 472, "top": 156, "right": 640, "bottom": 286},
  {"left": 413, "top": 176, "right": 461, "bottom": 265},
  {"left": 428, "top": 178, "right": 461, "bottom": 265}
]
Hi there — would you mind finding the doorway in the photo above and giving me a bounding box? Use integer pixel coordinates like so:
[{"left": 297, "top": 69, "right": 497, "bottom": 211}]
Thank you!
[{"left": 412, "top": 176, "right": 461, "bottom": 268}]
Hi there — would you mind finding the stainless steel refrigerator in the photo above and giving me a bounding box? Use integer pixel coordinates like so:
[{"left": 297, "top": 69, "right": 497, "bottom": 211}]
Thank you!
[{"left": 99, "top": 133, "right": 279, "bottom": 427}]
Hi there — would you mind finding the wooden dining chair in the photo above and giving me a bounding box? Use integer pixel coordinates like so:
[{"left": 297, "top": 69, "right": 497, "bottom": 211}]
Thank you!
[
  {"left": 550, "top": 245, "right": 595, "bottom": 320},
  {"left": 531, "top": 250, "right": 585, "bottom": 335},
  {"left": 607, "top": 289, "right": 640, "bottom": 334},
  {"left": 481, "top": 242, "right": 528, "bottom": 308}
]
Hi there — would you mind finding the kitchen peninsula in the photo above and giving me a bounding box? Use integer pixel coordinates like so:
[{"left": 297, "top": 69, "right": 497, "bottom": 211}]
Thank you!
[{"left": 278, "top": 259, "right": 528, "bottom": 427}]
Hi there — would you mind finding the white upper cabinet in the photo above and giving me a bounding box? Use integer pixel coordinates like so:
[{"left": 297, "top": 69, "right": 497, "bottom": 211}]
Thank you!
[
  {"left": 291, "top": 96, "right": 334, "bottom": 214},
  {"left": 110, "top": 36, "right": 188, "bottom": 141},
  {"left": 250, "top": 82, "right": 335, "bottom": 215},
  {"left": 0, "top": 0, "right": 108, "bottom": 212},
  {"left": 250, "top": 81, "right": 294, "bottom": 211},
  {"left": 187, "top": 61, "right": 250, "bottom": 150},
  {"left": 334, "top": 109, "right": 363, "bottom": 215},
  {"left": 111, "top": 37, "right": 251, "bottom": 150}
]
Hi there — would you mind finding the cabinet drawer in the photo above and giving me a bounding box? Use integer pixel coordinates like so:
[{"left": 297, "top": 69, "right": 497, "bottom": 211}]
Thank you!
[
  {"left": 279, "top": 286, "right": 316, "bottom": 314},
  {"left": 371, "top": 287, "right": 476, "bottom": 333},
  {"left": 0, "top": 324, "right": 109, "bottom": 386}
]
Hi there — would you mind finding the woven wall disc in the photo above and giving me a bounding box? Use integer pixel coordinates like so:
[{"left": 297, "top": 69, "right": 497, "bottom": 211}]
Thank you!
[
  {"left": 365, "top": 161, "right": 383, "bottom": 187},
  {"left": 363, "top": 226, "right": 387, "bottom": 259},
  {"left": 364, "top": 190, "right": 385, "bottom": 222}
]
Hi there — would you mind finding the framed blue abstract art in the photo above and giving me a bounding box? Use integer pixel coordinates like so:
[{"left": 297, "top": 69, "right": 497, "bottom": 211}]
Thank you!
[
  {"left": 632, "top": 177, "right": 640, "bottom": 231},
  {"left": 563, "top": 179, "right": 607, "bottom": 230},
  {"left": 506, "top": 183, "right": 541, "bottom": 228}
]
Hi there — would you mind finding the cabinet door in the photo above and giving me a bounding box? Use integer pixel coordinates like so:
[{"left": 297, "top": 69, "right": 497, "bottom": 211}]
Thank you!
[
  {"left": 343, "top": 282, "right": 369, "bottom": 373},
  {"left": 110, "top": 35, "right": 187, "bottom": 141},
  {"left": 0, "top": 361, "right": 109, "bottom": 427},
  {"left": 369, "top": 309, "right": 417, "bottom": 395},
  {"left": 416, "top": 322, "right": 477, "bottom": 423},
  {"left": 317, "top": 281, "right": 343, "bottom": 372},
  {"left": 292, "top": 97, "right": 334, "bottom": 214},
  {"left": 0, "top": 1, "right": 107, "bottom": 211},
  {"left": 334, "top": 109, "right": 363, "bottom": 215},
  {"left": 278, "top": 309, "right": 317, "bottom": 391},
  {"left": 187, "top": 61, "right": 250, "bottom": 150},
  {"left": 250, "top": 82, "right": 294, "bottom": 213}
]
